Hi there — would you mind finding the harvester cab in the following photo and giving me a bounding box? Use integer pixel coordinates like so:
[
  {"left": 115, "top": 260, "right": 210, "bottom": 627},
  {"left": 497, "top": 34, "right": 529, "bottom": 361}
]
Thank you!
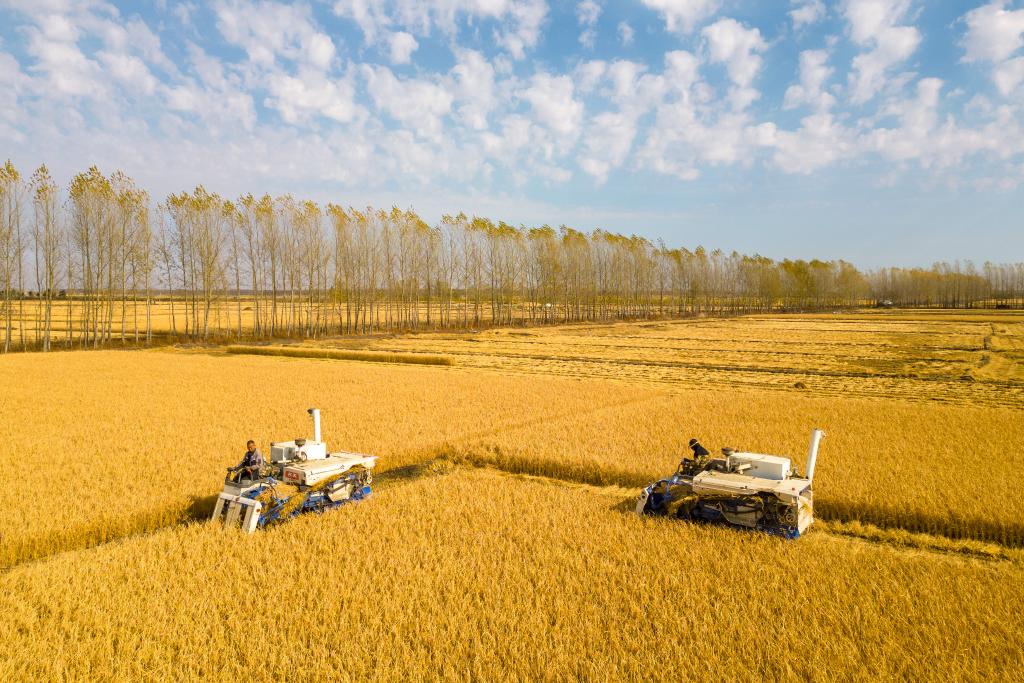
[
  {"left": 636, "top": 429, "right": 823, "bottom": 539},
  {"left": 212, "top": 408, "right": 376, "bottom": 532}
]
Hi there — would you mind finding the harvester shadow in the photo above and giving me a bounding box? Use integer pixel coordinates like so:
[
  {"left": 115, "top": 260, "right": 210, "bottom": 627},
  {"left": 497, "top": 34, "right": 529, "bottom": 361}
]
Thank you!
[
  {"left": 186, "top": 493, "right": 221, "bottom": 522},
  {"left": 609, "top": 498, "right": 638, "bottom": 514}
]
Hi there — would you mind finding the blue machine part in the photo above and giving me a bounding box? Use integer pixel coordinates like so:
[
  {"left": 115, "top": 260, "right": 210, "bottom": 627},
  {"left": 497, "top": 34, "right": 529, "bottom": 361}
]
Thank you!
[
  {"left": 638, "top": 476, "right": 803, "bottom": 540},
  {"left": 242, "top": 474, "right": 373, "bottom": 529}
]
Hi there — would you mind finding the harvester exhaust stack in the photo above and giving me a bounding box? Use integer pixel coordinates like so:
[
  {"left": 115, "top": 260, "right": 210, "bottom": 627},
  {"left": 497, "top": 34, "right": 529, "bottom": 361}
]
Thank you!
[
  {"left": 806, "top": 428, "right": 824, "bottom": 482},
  {"left": 308, "top": 407, "right": 321, "bottom": 443}
]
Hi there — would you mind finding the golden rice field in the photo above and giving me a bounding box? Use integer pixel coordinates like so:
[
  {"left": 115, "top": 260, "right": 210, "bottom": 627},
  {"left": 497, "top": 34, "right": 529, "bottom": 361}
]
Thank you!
[
  {"left": 2, "top": 310, "right": 1023, "bottom": 681},
  {"left": 3, "top": 469, "right": 1023, "bottom": 682}
]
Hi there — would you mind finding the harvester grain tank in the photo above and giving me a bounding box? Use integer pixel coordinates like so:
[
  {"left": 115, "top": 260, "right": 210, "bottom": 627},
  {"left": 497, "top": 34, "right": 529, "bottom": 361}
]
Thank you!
[
  {"left": 212, "top": 408, "right": 376, "bottom": 532},
  {"left": 636, "top": 429, "right": 823, "bottom": 539}
]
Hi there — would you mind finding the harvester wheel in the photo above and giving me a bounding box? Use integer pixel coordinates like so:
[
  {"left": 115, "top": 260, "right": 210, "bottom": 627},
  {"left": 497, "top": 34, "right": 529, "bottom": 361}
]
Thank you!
[{"left": 780, "top": 505, "right": 798, "bottom": 526}]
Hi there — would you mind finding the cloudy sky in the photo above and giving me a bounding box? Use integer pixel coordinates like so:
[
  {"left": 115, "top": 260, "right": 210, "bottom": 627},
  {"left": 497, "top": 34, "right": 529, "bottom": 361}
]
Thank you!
[{"left": 1, "top": 1, "right": 1022, "bottom": 267}]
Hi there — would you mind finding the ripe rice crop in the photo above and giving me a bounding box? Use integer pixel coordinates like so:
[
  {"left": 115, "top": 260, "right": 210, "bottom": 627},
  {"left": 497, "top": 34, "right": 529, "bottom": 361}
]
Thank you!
[
  {"left": 0, "top": 348, "right": 652, "bottom": 569},
  {"left": 1, "top": 468, "right": 1021, "bottom": 682},
  {"left": 450, "top": 393, "right": 1024, "bottom": 545}
]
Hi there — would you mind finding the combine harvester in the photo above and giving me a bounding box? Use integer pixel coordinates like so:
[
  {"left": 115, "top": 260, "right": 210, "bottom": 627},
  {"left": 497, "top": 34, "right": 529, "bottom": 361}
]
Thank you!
[
  {"left": 637, "top": 429, "right": 824, "bottom": 539},
  {"left": 212, "top": 409, "right": 376, "bottom": 532}
]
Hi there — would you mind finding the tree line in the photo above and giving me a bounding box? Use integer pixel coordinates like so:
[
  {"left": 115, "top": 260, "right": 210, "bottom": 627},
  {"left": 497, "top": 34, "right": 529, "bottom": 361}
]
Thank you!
[{"left": 1, "top": 161, "right": 1022, "bottom": 352}]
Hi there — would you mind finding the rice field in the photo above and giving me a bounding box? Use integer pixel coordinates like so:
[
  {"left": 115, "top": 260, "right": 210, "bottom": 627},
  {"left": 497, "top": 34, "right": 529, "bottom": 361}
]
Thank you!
[
  {"left": 2, "top": 469, "right": 1022, "bottom": 682},
  {"left": 1, "top": 309, "right": 1022, "bottom": 680},
  {"left": 345, "top": 311, "right": 1024, "bottom": 407}
]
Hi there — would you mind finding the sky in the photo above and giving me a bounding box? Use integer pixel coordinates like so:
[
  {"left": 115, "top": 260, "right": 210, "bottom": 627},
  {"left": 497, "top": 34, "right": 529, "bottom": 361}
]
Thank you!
[{"left": 0, "top": 0, "right": 1022, "bottom": 268}]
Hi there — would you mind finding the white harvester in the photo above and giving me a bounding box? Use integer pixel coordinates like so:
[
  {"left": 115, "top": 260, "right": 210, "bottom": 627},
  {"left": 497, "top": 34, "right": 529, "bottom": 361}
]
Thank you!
[
  {"left": 636, "top": 429, "right": 824, "bottom": 539},
  {"left": 212, "top": 408, "right": 376, "bottom": 532}
]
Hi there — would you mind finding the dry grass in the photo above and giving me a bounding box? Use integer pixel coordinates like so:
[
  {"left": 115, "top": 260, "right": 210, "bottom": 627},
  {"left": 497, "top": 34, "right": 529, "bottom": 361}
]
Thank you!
[
  {"left": 225, "top": 344, "right": 453, "bottom": 365},
  {"left": 1, "top": 468, "right": 1021, "bottom": 682}
]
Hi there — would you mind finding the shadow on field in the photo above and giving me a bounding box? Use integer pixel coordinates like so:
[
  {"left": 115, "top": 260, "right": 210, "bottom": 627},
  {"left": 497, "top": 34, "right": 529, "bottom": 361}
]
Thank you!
[
  {"left": 609, "top": 498, "right": 638, "bottom": 514},
  {"left": 186, "top": 493, "right": 221, "bottom": 521}
]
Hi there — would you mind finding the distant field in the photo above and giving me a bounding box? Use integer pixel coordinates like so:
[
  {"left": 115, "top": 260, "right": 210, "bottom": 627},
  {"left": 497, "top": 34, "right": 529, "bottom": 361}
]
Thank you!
[
  {"left": 2, "top": 309, "right": 1022, "bottom": 680},
  {"left": 338, "top": 311, "right": 1024, "bottom": 406}
]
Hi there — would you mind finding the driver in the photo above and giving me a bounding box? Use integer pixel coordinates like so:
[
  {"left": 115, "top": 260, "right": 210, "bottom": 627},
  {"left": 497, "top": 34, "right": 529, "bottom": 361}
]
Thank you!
[
  {"left": 678, "top": 437, "right": 711, "bottom": 475},
  {"left": 229, "top": 440, "right": 264, "bottom": 482}
]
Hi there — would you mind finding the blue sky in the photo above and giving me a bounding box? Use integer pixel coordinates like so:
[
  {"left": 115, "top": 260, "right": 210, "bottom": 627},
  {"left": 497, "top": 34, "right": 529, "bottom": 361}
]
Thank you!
[{"left": 1, "top": 0, "right": 1022, "bottom": 267}]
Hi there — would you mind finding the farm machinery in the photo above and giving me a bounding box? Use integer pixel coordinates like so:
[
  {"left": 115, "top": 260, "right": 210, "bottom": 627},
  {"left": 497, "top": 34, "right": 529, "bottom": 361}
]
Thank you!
[
  {"left": 211, "top": 408, "right": 376, "bottom": 532},
  {"left": 636, "top": 429, "right": 823, "bottom": 539}
]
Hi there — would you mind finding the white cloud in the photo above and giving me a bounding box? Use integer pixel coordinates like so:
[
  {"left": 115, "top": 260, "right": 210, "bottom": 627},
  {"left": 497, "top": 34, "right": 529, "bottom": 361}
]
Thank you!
[
  {"left": 38, "top": 13, "right": 80, "bottom": 43},
  {"left": 160, "top": 44, "right": 257, "bottom": 131},
  {"left": 332, "top": 0, "right": 388, "bottom": 44},
  {"left": 702, "top": 18, "right": 766, "bottom": 109},
  {"left": 642, "top": 0, "right": 720, "bottom": 34},
  {"left": 451, "top": 48, "right": 497, "bottom": 130},
  {"left": 495, "top": 0, "right": 547, "bottom": 60},
  {"left": 387, "top": 31, "right": 419, "bottom": 65},
  {"left": 790, "top": 0, "right": 825, "bottom": 30},
  {"left": 265, "top": 70, "right": 359, "bottom": 124},
  {"left": 334, "top": 0, "right": 548, "bottom": 60},
  {"left": 575, "top": 60, "right": 607, "bottom": 93},
  {"left": 577, "top": 60, "right": 667, "bottom": 182},
  {"left": 520, "top": 72, "right": 584, "bottom": 140},
  {"left": 98, "top": 51, "right": 158, "bottom": 95},
  {"left": 961, "top": 2, "right": 1024, "bottom": 97},
  {"left": 783, "top": 49, "right": 835, "bottom": 111},
  {"left": 215, "top": 0, "right": 335, "bottom": 69},
  {"left": 24, "top": 24, "right": 106, "bottom": 98},
  {"left": 577, "top": 0, "right": 601, "bottom": 49},
  {"left": 962, "top": 1, "right": 1024, "bottom": 63},
  {"left": 844, "top": 0, "right": 921, "bottom": 104},
  {"left": 860, "top": 77, "right": 1019, "bottom": 171},
  {"left": 618, "top": 21, "right": 634, "bottom": 46},
  {"left": 0, "top": 51, "right": 27, "bottom": 137},
  {"left": 579, "top": 111, "right": 635, "bottom": 183},
  {"left": 362, "top": 64, "right": 453, "bottom": 141},
  {"left": 635, "top": 49, "right": 763, "bottom": 180},
  {"left": 771, "top": 113, "right": 852, "bottom": 173},
  {"left": 664, "top": 50, "right": 701, "bottom": 92},
  {"left": 994, "top": 56, "right": 1024, "bottom": 95},
  {"left": 702, "top": 19, "right": 766, "bottom": 87},
  {"left": 1, "top": 0, "right": 1022, "bottom": 204}
]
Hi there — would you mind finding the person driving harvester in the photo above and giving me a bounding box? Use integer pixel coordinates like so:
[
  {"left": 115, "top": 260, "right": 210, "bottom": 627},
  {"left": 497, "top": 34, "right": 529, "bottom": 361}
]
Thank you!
[
  {"left": 678, "top": 437, "right": 711, "bottom": 475},
  {"left": 229, "top": 440, "right": 264, "bottom": 483}
]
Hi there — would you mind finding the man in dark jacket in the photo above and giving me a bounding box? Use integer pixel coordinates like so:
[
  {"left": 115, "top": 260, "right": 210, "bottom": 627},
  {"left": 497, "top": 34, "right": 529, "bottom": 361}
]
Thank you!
[
  {"left": 688, "top": 438, "right": 710, "bottom": 458},
  {"left": 229, "top": 440, "right": 264, "bottom": 482},
  {"left": 678, "top": 437, "right": 711, "bottom": 475}
]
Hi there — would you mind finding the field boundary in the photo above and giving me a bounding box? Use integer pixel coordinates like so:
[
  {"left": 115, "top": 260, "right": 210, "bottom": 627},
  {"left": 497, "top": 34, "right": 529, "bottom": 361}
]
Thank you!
[{"left": 225, "top": 345, "right": 454, "bottom": 366}]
